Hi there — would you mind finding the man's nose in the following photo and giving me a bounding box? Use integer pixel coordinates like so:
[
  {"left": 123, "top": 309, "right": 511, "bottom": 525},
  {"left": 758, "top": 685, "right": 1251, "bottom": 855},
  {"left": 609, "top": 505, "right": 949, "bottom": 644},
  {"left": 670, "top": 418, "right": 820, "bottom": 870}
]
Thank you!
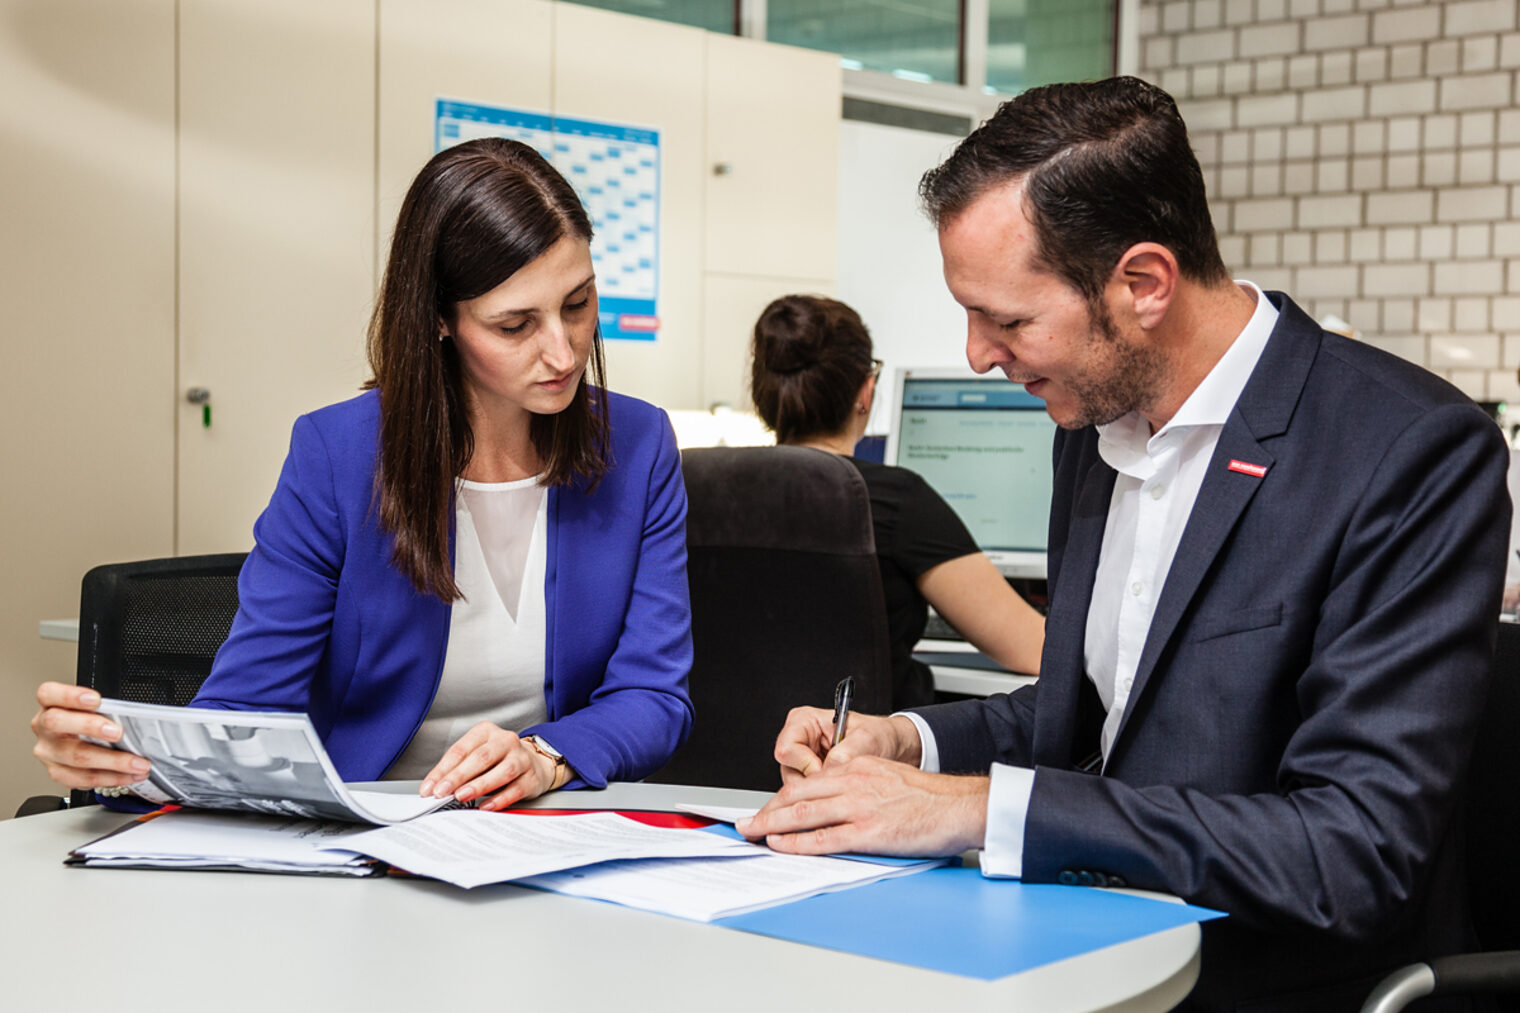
[{"left": 965, "top": 322, "right": 1006, "bottom": 375}]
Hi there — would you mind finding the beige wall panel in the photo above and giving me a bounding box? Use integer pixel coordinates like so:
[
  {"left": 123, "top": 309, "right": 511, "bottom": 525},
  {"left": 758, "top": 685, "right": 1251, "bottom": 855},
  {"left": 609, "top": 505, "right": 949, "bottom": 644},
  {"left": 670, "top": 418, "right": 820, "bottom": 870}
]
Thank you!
[
  {"left": 703, "top": 273, "right": 836, "bottom": 412},
  {"left": 0, "top": 0, "right": 176, "bottom": 807},
  {"left": 705, "top": 35, "right": 840, "bottom": 282},
  {"left": 378, "top": 0, "right": 554, "bottom": 254},
  {"left": 553, "top": 4, "right": 706, "bottom": 411},
  {"left": 177, "top": 1, "right": 377, "bottom": 556}
]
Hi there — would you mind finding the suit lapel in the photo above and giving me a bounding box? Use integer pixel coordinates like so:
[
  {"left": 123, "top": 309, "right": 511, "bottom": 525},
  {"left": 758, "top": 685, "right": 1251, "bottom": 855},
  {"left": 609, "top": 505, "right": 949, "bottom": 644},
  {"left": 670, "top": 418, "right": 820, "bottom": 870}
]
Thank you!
[
  {"left": 1106, "top": 293, "right": 1322, "bottom": 760},
  {"left": 1035, "top": 453, "right": 1116, "bottom": 768}
]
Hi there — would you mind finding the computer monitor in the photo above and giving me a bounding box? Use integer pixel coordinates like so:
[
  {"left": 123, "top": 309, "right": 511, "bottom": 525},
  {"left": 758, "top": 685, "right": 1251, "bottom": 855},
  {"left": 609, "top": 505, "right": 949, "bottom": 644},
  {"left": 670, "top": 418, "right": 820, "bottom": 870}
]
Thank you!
[{"left": 884, "top": 368, "right": 1057, "bottom": 579}]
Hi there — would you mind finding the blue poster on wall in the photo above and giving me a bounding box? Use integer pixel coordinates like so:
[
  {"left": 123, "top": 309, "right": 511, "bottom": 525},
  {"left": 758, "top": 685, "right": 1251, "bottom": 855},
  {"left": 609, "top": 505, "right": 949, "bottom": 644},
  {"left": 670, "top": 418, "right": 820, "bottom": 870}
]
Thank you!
[{"left": 435, "top": 98, "right": 660, "bottom": 342}]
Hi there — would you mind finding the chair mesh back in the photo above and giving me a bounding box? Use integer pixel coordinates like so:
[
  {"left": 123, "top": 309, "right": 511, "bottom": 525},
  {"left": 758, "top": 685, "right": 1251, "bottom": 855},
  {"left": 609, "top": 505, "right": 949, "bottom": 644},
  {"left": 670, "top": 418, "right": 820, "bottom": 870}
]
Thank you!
[
  {"left": 77, "top": 554, "right": 247, "bottom": 707},
  {"left": 647, "top": 447, "right": 892, "bottom": 792}
]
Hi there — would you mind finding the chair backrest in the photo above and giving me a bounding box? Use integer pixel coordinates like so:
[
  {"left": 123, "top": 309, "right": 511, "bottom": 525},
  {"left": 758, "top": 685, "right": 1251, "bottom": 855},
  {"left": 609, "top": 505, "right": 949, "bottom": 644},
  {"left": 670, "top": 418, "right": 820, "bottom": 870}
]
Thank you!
[
  {"left": 72, "top": 553, "right": 247, "bottom": 805},
  {"left": 1465, "top": 619, "right": 1520, "bottom": 950},
  {"left": 647, "top": 446, "right": 892, "bottom": 792}
]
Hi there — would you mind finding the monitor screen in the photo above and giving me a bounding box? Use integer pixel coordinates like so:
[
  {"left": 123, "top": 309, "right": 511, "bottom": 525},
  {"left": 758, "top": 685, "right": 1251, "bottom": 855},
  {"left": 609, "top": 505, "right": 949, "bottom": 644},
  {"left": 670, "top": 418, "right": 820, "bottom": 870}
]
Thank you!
[{"left": 884, "top": 368, "right": 1057, "bottom": 578}]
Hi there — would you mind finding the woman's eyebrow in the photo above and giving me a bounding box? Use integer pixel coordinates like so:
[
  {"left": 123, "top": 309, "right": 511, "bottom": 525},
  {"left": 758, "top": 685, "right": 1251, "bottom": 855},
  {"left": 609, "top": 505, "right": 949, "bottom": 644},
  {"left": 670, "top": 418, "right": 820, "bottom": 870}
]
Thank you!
[{"left": 480, "top": 275, "right": 596, "bottom": 322}]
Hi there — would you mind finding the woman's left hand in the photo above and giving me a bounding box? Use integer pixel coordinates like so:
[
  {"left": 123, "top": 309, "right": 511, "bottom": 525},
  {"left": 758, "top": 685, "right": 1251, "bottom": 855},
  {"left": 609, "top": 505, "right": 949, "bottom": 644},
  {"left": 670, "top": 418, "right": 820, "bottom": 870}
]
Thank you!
[{"left": 420, "top": 722, "right": 559, "bottom": 811}]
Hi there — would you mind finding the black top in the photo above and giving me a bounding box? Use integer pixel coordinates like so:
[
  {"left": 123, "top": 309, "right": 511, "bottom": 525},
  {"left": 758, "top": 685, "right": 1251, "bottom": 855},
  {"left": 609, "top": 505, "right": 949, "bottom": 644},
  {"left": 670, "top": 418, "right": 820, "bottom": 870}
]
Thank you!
[{"left": 845, "top": 458, "right": 981, "bottom": 708}]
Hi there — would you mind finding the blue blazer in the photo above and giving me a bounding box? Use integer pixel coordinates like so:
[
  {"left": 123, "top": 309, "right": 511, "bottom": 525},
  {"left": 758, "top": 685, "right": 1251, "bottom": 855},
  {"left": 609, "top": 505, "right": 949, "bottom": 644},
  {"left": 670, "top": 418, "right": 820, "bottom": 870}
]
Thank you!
[
  {"left": 918, "top": 295, "right": 1510, "bottom": 1009},
  {"left": 191, "top": 389, "right": 694, "bottom": 788}
]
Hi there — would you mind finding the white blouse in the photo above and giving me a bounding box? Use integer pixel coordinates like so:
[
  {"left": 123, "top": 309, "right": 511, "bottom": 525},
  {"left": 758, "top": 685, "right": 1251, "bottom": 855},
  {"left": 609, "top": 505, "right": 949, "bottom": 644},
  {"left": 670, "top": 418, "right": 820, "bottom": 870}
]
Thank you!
[{"left": 385, "top": 476, "right": 550, "bottom": 780}]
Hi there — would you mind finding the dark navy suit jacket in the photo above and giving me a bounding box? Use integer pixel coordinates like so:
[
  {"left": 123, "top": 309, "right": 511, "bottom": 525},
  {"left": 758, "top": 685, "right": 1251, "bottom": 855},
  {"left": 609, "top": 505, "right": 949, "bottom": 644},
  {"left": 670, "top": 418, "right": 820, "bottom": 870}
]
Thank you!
[
  {"left": 190, "top": 389, "right": 694, "bottom": 789},
  {"left": 917, "top": 294, "right": 1510, "bottom": 1010}
]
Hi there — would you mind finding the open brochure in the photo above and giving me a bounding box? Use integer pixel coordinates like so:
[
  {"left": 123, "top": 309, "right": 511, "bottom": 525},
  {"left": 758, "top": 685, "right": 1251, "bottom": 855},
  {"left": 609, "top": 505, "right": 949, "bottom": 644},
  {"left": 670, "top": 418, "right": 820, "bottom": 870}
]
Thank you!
[{"left": 88, "top": 698, "right": 452, "bottom": 824}]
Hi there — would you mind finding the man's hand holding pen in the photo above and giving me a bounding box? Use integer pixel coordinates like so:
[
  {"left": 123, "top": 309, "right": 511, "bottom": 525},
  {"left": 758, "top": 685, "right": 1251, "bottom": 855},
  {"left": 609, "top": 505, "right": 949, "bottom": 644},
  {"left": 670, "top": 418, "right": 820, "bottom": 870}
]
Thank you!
[
  {"left": 738, "top": 680, "right": 987, "bottom": 858},
  {"left": 770, "top": 706, "right": 923, "bottom": 784}
]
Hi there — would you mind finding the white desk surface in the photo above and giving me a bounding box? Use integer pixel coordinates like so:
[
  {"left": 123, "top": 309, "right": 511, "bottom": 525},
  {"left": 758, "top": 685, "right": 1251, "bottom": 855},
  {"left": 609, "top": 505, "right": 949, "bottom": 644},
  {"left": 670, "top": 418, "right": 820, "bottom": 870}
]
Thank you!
[
  {"left": 39, "top": 617, "right": 78, "bottom": 641},
  {"left": 916, "top": 637, "right": 1038, "bottom": 697},
  {"left": 3, "top": 782, "right": 1198, "bottom": 1013}
]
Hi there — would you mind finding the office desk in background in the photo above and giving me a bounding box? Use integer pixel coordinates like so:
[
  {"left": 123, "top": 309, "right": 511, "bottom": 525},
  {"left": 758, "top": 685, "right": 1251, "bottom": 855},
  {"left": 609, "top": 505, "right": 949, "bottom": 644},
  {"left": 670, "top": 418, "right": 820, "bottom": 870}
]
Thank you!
[
  {"left": 917, "top": 637, "right": 1037, "bottom": 697},
  {"left": 3, "top": 782, "right": 1199, "bottom": 1013},
  {"left": 39, "top": 618, "right": 77, "bottom": 641}
]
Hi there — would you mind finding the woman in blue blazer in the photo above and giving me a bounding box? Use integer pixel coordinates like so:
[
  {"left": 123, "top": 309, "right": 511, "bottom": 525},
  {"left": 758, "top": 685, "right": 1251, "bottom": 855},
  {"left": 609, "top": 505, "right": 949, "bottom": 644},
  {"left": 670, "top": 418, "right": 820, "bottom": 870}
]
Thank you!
[{"left": 33, "top": 138, "right": 693, "bottom": 809}]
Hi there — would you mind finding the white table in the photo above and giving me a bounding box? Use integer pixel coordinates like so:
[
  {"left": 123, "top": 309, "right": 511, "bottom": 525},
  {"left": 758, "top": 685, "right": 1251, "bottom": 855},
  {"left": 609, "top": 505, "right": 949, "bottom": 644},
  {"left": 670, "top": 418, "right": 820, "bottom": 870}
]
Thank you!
[{"left": 2, "top": 783, "right": 1198, "bottom": 1012}]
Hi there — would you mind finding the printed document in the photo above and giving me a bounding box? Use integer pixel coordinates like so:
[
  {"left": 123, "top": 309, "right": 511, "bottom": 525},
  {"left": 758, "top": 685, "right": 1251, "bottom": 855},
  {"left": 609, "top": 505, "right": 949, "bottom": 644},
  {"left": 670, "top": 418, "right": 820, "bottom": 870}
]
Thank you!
[
  {"left": 334, "top": 810, "right": 764, "bottom": 889},
  {"left": 88, "top": 698, "right": 450, "bottom": 824},
  {"left": 520, "top": 849, "right": 949, "bottom": 921}
]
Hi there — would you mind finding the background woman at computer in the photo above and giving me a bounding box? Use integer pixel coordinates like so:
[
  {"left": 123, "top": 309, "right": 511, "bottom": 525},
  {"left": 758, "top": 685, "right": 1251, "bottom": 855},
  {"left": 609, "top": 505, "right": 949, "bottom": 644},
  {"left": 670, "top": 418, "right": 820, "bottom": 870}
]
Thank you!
[
  {"left": 32, "top": 137, "right": 693, "bottom": 810},
  {"left": 750, "top": 294, "right": 1045, "bottom": 708}
]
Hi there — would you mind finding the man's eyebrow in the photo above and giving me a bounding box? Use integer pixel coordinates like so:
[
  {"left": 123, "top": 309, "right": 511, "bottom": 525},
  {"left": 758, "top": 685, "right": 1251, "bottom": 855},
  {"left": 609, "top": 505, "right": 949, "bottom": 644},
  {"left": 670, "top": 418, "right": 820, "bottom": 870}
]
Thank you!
[
  {"left": 480, "top": 275, "right": 596, "bottom": 322},
  {"left": 967, "top": 303, "right": 1017, "bottom": 319}
]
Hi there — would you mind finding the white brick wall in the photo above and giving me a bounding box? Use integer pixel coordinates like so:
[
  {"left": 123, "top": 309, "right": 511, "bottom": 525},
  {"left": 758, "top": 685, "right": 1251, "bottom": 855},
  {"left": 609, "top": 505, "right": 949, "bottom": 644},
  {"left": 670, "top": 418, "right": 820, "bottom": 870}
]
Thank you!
[{"left": 1143, "top": 0, "right": 1520, "bottom": 398}]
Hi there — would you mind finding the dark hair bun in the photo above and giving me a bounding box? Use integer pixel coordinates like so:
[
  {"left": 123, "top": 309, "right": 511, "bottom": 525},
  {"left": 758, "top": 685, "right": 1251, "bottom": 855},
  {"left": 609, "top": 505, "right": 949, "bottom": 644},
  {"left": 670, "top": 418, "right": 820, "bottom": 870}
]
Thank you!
[
  {"left": 754, "top": 299, "right": 827, "bottom": 376},
  {"left": 749, "top": 295, "right": 874, "bottom": 444}
]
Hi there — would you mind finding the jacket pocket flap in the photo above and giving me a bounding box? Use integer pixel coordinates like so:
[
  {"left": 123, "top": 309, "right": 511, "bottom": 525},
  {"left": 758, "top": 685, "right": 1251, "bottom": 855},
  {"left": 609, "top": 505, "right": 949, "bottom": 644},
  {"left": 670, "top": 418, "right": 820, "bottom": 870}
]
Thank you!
[{"left": 1188, "top": 602, "right": 1283, "bottom": 643}]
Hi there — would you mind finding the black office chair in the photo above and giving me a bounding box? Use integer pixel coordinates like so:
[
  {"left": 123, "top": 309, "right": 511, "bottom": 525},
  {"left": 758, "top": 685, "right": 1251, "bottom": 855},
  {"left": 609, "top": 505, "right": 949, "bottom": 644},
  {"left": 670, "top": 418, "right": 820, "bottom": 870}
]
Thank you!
[
  {"left": 1360, "top": 621, "right": 1520, "bottom": 1011},
  {"left": 646, "top": 445, "right": 892, "bottom": 792},
  {"left": 16, "top": 553, "right": 247, "bottom": 816}
]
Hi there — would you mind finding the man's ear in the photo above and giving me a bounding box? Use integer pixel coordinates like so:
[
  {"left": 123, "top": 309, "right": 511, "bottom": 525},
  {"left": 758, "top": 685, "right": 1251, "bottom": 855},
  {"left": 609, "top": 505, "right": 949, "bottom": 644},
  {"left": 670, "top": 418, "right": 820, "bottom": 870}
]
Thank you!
[{"left": 1110, "top": 243, "right": 1179, "bottom": 330}]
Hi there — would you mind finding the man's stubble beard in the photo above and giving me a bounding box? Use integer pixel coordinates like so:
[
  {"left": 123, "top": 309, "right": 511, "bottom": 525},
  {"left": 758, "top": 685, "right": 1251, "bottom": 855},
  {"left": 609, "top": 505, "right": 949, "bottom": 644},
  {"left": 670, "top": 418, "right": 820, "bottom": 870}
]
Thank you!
[{"left": 1059, "top": 299, "right": 1168, "bottom": 431}]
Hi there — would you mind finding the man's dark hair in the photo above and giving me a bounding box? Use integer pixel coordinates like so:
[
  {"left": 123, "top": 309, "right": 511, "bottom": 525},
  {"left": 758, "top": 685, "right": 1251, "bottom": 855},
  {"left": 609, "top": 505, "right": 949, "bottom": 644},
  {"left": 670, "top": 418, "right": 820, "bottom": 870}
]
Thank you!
[{"left": 919, "top": 76, "right": 1230, "bottom": 306}]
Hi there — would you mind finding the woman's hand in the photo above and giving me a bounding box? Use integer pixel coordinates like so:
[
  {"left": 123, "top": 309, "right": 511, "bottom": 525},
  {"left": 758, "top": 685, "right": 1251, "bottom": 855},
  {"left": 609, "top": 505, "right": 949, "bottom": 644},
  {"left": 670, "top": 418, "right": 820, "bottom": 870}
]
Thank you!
[
  {"left": 30, "top": 681, "right": 151, "bottom": 790},
  {"left": 773, "top": 706, "right": 923, "bottom": 785},
  {"left": 420, "top": 722, "right": 565, "bottom": 811}
]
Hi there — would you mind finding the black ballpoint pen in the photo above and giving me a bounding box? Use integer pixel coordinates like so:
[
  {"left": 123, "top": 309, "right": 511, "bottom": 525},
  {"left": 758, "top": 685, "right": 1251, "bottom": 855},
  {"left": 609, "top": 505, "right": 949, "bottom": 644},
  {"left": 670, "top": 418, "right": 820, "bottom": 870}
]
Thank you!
[{"left": 832, "top": 676, "right": 854, "bottom": 747}]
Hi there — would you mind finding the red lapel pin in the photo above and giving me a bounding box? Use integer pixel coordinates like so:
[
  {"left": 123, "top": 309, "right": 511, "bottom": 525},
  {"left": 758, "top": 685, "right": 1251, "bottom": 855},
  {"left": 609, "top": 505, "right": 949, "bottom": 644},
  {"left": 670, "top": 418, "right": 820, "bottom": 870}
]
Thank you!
[{"left": 1228, "top": 459, "right": 1268, "bottom": 478}]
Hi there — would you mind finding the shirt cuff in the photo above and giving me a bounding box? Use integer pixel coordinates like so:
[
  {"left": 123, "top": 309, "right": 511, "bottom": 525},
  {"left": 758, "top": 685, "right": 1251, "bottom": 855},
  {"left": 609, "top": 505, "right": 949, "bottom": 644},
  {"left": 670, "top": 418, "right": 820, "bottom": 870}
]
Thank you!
[
  {"left": 894, "top": 711, "right": 939, "bottom": 772},
  {"left": 980, "top": 762, "right": 1036, "bottom": 879}
]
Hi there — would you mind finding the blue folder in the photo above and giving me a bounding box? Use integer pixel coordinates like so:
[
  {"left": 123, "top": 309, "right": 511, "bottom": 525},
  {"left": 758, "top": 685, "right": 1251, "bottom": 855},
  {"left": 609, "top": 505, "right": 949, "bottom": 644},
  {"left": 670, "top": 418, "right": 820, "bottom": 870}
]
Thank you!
[{"left": 715, "top": 864, "right": 1225, "bottom": 980}]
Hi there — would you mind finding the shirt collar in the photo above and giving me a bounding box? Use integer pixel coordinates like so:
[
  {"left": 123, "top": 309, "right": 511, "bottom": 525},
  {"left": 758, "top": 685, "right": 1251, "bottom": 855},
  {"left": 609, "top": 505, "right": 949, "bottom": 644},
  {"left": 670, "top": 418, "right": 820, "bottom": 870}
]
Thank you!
[{"left": 1097, "top": 281, "right": 1278, "bottom": 464}]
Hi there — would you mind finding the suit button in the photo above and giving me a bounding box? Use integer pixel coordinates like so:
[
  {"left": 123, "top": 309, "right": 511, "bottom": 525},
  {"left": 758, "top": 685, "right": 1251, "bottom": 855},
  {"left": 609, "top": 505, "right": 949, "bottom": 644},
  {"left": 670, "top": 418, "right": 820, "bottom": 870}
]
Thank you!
[
  {"left": 1058, "top": 870, "right": 1078, "bottom": 885},
  {"left": 1091, "top": 872, "right": 1110, "bottom": 888},
  {"left": 1076, "top": 871, "right": 1096, "bottom": 887},
  {"left": 1109, "top": 876, "right": 1128, "bottom": 889}
]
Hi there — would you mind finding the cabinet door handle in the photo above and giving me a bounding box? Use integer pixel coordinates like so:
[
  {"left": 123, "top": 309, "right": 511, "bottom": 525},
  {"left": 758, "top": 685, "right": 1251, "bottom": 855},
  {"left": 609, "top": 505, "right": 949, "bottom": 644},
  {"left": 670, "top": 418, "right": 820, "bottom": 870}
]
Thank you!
[{"left": 186, "top": 387, "right": 212, "bottom": 427}]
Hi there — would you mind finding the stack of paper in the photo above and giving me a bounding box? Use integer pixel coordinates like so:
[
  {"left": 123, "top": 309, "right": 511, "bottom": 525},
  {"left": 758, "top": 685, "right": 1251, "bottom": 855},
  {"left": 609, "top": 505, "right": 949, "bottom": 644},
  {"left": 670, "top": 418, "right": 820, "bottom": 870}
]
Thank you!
[{"left": 70, "top": 809, "right": 380, "bottom": 876}]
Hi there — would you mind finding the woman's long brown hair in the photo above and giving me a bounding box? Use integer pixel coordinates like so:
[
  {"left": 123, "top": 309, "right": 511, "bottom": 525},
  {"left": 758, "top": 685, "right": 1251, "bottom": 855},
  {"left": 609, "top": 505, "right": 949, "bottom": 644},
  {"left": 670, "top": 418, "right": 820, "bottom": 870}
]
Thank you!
[{"left": 364, "top": 138, "right": 610, "bottom": 601}]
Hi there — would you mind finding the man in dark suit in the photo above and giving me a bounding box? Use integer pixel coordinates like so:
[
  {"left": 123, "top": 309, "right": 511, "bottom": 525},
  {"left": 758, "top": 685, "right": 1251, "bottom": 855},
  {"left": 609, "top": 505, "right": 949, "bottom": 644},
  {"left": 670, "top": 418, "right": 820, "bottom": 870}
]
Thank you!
[{"left": 738, "top": 77, "right": 1510, "bottom": 1010}]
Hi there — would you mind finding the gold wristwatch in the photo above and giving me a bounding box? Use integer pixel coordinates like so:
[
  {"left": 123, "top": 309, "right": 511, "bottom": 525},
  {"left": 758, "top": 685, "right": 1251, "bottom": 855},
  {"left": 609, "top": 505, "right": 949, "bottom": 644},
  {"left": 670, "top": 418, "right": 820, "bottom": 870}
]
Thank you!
[{"left": 526, "top": 735, "right": 569, "bottom": 789}]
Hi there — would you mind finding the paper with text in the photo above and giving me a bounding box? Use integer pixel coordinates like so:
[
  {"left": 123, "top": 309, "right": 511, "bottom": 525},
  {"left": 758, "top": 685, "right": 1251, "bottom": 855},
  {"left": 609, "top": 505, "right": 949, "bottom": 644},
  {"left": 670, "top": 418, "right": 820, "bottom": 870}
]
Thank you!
[
  {"left": 521, "top": 849, "right": 948, "bottom": 921},
  {"left": 335, "top": 810, "right": 763, "bottom": 889}
]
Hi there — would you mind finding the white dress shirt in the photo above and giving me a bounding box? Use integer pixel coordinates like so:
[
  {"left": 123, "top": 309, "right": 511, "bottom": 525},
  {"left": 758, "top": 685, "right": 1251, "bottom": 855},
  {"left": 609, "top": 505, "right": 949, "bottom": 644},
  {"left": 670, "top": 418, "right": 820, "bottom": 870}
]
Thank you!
[{"left": 904, "top": 282, "right": 1279, "bottom": 877}]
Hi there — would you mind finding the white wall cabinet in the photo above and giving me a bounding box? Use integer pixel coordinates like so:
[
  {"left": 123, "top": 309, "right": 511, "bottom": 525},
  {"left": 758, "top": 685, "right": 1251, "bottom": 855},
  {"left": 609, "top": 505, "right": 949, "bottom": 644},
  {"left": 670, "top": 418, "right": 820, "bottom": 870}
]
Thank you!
[
  {"left": 704, "top": 33, "right": 840, "bottom": 409},
  {"left": 0, "top": 0, "right": 840, "bottom": 804},
  {"left": 0, "top": 0, "right": 177, "bottom": 805},
  {"left": 177, "top": 0, "right": 377, "bottom": 556}
]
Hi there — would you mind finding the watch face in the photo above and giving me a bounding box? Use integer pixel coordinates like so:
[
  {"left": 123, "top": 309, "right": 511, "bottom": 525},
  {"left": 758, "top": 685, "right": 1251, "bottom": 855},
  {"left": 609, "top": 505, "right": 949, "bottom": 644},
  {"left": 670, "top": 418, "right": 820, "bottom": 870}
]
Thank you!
[{"left": 530, "top": 735, "right": 563, "bottom": 760}]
